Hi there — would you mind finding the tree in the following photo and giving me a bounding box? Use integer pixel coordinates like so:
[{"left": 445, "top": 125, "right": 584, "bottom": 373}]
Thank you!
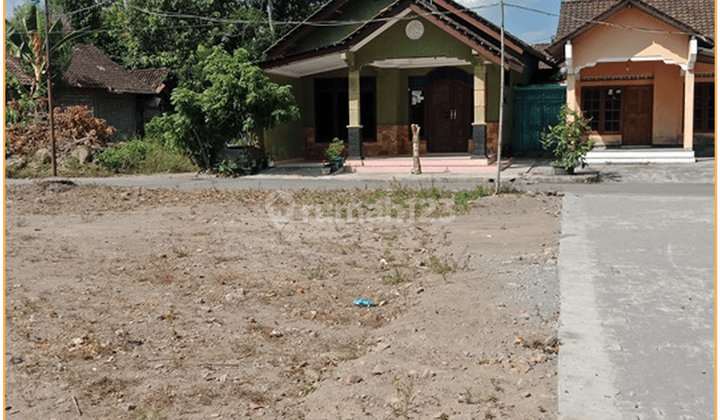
[
  {"left": 91, "top": 0, "right": 272, "bottom": 71},
  {"left": 5, "top": 3, "right": 83, "bottom": 97},
  {"left": 146, "top": 46, "right": 299, "bottom": 169}
]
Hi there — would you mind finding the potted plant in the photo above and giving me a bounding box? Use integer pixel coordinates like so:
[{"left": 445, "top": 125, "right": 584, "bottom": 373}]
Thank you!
[
  {"left": 324, "top": 138, "right": 346, "bottom": 172},
  {"left": 540, "top": 105, "right": 594, "bottom": 174}
]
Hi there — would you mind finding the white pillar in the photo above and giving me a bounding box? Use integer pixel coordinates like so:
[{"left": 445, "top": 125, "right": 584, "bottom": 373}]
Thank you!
[{"left": 683, "top": 38, "right": 698, "bottom": 150}]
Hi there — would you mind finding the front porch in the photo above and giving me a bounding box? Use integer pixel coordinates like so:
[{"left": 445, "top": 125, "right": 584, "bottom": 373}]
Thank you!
[
  {"left": 344, "top": 154, "right": 493, "bottom": 173},
  {"left": 260, "top": 0, "right": 550, "bottom": 163}
]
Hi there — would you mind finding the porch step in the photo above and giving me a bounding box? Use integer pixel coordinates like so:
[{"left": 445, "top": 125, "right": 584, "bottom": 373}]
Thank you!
[
  {"left": 345, "top": 156, "right": 491, "bottom": 173},
  {"left": 585, "top": 148, "right": 696, "bottom": 164}
]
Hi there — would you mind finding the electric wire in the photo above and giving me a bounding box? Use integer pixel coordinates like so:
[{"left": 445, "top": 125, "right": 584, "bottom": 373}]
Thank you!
[{"left": 36, "top": 0, "right": 713, "bottom": 42}]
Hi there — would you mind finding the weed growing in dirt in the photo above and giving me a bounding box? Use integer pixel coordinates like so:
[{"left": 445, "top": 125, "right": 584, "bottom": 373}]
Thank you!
[
  {"left": 309, "top": 266, "right": 324, "bottom": 280},
  {"left": 438, "top": 413, "right": 449, "bottom": 420},
  {"left": 454, "top": 185, "right": 488, "bottom": 211},
  {"left": 382, "top": 248, "right": 395, "bottom": 262},
  {"left": 389, "top": 375, "right": 415, "bottom": 418},
  {"left": 428, "top": 255, "right": 454, "bottom": 280},
  {"left": 382, "top": 269, "right": 412, "bottom": 285},
  {"left": 490, "top": 378, "right": 503, "bottom": 392},
  {"left": 138, "top": 410, "right": 162, "bottom": 420},
  {"left": 488, "top": 394, "right": 499, "bottom": 404},
  {"left": 484, "top": 408, "right": 496, "bottom": 419},
  {"left": 462, "top": 388, "right": 476, "bottom": 404},
  {"left": 300, "top": 383, "right": 315, "bottom": 396}
]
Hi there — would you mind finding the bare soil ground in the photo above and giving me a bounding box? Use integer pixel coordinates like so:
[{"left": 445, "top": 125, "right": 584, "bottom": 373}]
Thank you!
[{"left": 5, "top": 182, "right": 561, "bottom": 420}]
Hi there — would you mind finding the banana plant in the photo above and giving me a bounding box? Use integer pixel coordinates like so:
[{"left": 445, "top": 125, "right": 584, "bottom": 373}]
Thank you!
[{"left": 6, "top": 4, "right": 85, "bottom": 98}]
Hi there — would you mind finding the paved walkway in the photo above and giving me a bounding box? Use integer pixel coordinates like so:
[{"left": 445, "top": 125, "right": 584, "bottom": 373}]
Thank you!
[
  {"left": 5, "top": 158, "right": 715, "bottom": 191},
  {"left": 557, "top": 178, "right": 715, "bottom": 419}
]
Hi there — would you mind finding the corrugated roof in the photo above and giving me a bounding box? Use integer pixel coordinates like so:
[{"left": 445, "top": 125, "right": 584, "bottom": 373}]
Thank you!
[
  {"left": 555, "top": 0, "right": 715, "bottom": 42},
  {"left": 64, "top": 44, "right": 163, "bottom": 94}
]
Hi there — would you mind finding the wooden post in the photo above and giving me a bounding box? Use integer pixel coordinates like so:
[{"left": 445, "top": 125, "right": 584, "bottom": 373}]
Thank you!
[{"left": 411, "top": 124, "right": 422, "bottom": 175}]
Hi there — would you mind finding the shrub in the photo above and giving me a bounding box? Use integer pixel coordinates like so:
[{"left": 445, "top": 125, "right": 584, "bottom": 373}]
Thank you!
[
  {"left": 96, "top": 137, "right": 196, "bottom": 174},
  {"left": 540, "top": 105, "right": 594, "bottom": 171}
]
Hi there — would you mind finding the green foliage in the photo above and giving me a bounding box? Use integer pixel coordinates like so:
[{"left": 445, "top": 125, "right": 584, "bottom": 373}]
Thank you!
[
  {"left": 4, "top": 96, "right": 40, "bottom": 126},
  {"left": 454, "top": 185, "right": 487, "bottom": 210},
  {"left": 540, "top": 105, "right": 594, "bottom": 171},
  {"left": 5, "top": 3, "right": 83, "bottom": 98},
  {"left": 216, "top": 159, "right": 240, "bottom": 177},
  {"left": 324, "top": 138, "right": 345, "bottom": 162},
  {"left": 96, "top": 137, "right": 196, "bottom": 174},
  {"left": 428, "top": 256, "right": 453, "bottom": 280},
  {"left": 90, "top": 0, "right": 324, "bottom": 69},
  {"left": 382, "top": 269, "right": 412, "bottom": 285},
  {"left": 146, "top": 46, "right": 299, "bottom": 169}
]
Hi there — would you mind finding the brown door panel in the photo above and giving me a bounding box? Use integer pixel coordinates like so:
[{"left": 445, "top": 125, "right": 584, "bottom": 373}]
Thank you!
[
  {"left": 425, "top": 78, "right": 471, "bottom": 153},
  {"left": 623, "top": 86, "right": 653, "bottom": 145}
]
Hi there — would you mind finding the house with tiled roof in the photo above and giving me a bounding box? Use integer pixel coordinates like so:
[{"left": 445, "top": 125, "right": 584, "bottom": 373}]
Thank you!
[
  {"left": 6, "top": 44, "right": 169, "bottom": 138},
  {"left": 259, "top": 0, "right": 555, "bottom": 161},
  {"left": 546, "top": 0, "right": 715, "bottom": 160}
]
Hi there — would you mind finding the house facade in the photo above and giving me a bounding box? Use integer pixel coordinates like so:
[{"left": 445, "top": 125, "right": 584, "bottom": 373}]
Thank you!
[
  {"left": 260, "top": 0, "right": 552, "bottom": 160},
  {"left": 547, "top": 0, "right": 715, "bottom": 154}
]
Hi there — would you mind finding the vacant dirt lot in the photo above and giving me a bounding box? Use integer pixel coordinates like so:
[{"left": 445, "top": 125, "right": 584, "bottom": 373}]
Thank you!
[{"left": 5, "top": 182, "right": 561, "bottom": 420}]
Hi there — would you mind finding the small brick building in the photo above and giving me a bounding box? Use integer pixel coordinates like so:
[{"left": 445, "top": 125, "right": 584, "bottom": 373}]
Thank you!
[{"left": 7, "top": 44, "right": 169, "bottom": 139}]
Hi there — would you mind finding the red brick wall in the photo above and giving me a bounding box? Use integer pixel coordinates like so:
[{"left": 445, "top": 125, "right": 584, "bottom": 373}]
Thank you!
[{"left": 304, "top": 125, "right": 428, "bottom": 159}]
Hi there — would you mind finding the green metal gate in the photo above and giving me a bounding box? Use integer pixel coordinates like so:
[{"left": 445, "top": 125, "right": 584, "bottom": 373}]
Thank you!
[{"left": 512, "top": 84, "right": 566, "bottom": 157}]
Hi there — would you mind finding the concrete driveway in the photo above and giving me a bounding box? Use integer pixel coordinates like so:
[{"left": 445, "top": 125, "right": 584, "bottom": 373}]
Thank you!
[{"left": 557, "top": 181, "right": 715, "bottom": 419}]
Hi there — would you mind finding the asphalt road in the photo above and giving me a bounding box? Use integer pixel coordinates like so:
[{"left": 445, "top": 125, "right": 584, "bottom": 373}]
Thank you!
[{"left": 557, "top": 185, "right": 715, "bottom": 420}]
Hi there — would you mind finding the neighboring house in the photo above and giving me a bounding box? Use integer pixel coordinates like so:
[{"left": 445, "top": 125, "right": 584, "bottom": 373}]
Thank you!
[
  {"left": 62, "top": 44, "right": 170, "bottom": 138},
  {"left": 6, "top": 44, "right": 169, "bottom": 139},
  {"left": 546, "top": 0, "right": 715, "bottom": 155},
  {"left": 260, "top": 0, "right": 554, "bottom": 160}
]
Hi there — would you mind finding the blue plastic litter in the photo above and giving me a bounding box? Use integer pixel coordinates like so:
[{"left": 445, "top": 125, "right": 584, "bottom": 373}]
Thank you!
[{"left": 353, "top": 298, "right": 374, "bottom": 307}]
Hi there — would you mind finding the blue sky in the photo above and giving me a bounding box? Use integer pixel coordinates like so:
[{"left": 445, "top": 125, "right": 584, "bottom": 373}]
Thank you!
[{"left": 5, "top": 0, "right": 562, "bottom": 44}]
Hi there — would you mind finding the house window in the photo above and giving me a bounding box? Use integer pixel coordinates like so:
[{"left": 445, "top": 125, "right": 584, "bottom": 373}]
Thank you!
[
  {"left": 314, "top": 77, "right": 376, "bottom": 142},
  {"left": 694, "top": 82, "right": 714, "bottom": 132},
  {"left": 581, "top": 87, "right": 622, "bottom": 133}
]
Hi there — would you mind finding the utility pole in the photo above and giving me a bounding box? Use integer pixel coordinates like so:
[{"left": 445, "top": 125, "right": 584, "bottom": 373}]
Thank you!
[
  {"left": 45, "top": 0, "right": 57, "bottom": 177},
  {"left": 495, "top": 0, "right": 505, "bottom": 194}
]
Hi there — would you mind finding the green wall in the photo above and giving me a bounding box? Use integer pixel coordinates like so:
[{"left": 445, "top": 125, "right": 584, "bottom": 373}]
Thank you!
[
  {"left": 292, "top": 0, "right": 394, "bottom": 55},
  {"left": 264, "top": 13, "right": 527, "bottom": 157},
  {"left": 264, "top": 74, "right": 304, "bottom": 160},
  {"left": 355, "top": 16, "right": 474, "bottom": 67}
]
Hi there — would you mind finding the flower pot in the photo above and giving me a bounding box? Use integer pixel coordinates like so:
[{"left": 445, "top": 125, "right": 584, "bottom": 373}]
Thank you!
[{"left": 333, "top": 157, "right": 344, "bottom": 168}]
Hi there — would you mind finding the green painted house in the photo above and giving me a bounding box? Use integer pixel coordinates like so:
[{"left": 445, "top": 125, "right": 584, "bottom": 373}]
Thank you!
[{"left": 260, "top": 0, "right": 553, "bottom": 160}]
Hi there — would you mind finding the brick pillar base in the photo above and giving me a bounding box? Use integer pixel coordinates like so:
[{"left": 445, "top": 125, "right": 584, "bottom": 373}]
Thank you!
[
  {"left": 348, "top": 126, "right": 362, "bottom": 158},
  {"left": 472, "top": 123, "right": 487, "bottom": 157}
]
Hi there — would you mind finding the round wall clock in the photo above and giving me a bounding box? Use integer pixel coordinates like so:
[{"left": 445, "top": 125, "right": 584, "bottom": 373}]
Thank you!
[{"left": 405, "top": 20, "right": 424, "bottom": 40}]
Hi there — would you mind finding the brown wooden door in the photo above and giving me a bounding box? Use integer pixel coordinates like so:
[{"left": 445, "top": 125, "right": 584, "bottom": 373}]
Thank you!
[
  {"left": 622, "top": 86, "right": 653, "bottom": 145},
  {"left": 425, "top": 79, "right": 472, "bottom": 153}
]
